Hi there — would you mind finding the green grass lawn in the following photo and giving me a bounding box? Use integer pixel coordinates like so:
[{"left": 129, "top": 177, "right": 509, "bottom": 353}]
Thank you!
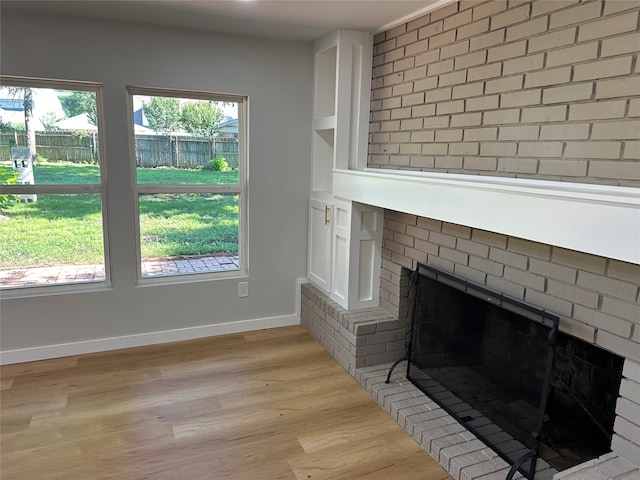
[
  {"left": 0, "top": 194, "right": 106, "bottom": 267},
  {"left": 139, "top": 193, "right": 238, "bottom": 259},
  {"left": 31, "top": 163, "right": 239, "bottom": 185},
  {"left": 0, "top": 163, "right": 239, "bottom": 268}
]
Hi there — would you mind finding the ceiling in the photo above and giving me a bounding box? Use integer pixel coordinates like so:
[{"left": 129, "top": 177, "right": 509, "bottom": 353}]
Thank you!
[{"left": 2, "top": 0, "right": 450, "bottom": 41}]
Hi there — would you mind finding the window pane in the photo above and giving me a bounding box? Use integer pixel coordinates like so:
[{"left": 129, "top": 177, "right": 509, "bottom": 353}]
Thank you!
[
  {"left": 0, "top": 86, "right": 101, "bottom": 185},
  {"left": 0, "top": 194, "right": 106, "bottom": 288},
  {"left": 133, "top": 95, "right": 239, "bottom": 185},
  {"left": 139, "top": 193, "right": 239, "bottom": 278}
]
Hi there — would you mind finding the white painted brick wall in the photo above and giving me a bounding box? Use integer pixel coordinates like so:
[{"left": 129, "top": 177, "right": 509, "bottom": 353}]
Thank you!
[{"left": 369, "top": 0, "right": 640, "bottom": 186}]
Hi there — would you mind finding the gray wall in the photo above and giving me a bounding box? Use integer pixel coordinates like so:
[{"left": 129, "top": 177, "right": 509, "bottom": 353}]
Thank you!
[{"left": 0, "top": 10, "right": 312, "bottom": 352}]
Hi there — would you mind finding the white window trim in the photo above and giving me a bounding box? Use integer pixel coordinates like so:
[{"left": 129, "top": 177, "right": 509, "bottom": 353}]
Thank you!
[
  {"left": 0, "top": 76, "right": 111, "bottom": 298},
  {"left": 126, "top": 86, "right": 249, "bottom": 285}
]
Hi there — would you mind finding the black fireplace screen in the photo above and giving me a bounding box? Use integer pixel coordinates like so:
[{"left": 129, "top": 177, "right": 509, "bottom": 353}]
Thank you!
[{"left": 407, "top": 263, "right": 560, "bottom": 479}]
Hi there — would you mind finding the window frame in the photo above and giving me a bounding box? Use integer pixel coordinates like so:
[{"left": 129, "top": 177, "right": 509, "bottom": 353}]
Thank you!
[
  {"left": 0, "top": 75, "right": 111, "bottom": 297},
  {"left": 126, "top": 86, "right": 248, "bottom": 284}
]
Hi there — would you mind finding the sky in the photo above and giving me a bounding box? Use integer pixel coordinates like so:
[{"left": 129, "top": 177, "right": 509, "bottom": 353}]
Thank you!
[{"left": 0, "top": 87, "right": 65, "bottom": 130}]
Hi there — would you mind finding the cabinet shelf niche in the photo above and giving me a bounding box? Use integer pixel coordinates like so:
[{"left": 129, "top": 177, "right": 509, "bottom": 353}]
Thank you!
[{"left": 312, "top": 128, "right": 335, "bottom": 193}]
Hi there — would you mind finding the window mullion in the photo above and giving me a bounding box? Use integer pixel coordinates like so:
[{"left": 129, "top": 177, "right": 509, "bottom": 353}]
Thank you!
[{"left": 1, "top": 184, "right": 104, "bottom": 195}]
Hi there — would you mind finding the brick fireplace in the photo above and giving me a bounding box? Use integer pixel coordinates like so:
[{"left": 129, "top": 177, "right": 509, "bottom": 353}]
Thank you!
[{"left": 303, "top": 0, "right": 639, "bottom": 478}]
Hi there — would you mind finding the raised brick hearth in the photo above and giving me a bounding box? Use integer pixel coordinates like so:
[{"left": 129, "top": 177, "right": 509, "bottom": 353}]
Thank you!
[{"left": 300, "top": 283, "right": 406, "bottom": 377}]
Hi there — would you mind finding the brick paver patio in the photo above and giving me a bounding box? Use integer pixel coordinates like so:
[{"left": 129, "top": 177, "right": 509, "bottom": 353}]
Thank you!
[{"left": 0, "top": 255, "right": 240, "bottom": 288}]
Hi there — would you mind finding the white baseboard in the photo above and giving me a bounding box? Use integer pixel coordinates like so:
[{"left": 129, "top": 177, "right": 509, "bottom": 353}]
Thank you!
[{"left": 0, "top": 314, "right": 300, "bottom": 365}]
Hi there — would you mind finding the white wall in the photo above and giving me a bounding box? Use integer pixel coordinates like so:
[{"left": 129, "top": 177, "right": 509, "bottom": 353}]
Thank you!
[{"left": 0, "top": 10, "right": 312, "bottom": 358}]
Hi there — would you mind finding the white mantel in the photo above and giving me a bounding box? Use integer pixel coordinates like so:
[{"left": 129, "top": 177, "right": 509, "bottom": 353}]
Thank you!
[{"left": 333, "top": 168, "right": 640, "bottom": 266}]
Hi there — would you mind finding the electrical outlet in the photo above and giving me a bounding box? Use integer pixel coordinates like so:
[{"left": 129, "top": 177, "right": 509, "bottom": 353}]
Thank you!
[{"left": 238, "top": 281, "right": 248, "bottom": 297}]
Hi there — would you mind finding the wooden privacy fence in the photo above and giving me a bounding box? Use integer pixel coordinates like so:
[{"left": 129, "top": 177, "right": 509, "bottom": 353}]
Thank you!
[
  {"left": 136, "top": 135, "right": 238, "bottom": 168},
  {"left": 213, "top": 137, "right": 238, "bottom": 167},
  {"left": 0, "top": 133, "right": 238, "bottom": 168},
  {"left": 0, "top": 132, "right": 99, "bottom": 163}
]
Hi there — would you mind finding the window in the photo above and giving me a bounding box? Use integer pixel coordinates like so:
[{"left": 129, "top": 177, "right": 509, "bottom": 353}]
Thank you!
[
  {"left": 128, "top": 88, "right": 246, "bottom": 280},
  {"left": 0, "top": 77, "right": 108, "bottom": 291}
]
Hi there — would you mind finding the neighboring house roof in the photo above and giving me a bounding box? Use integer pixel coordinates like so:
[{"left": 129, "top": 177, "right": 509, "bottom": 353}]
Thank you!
[
  {"left": 219, "top": 117, "right": 238, "bottom": 133},
  {"left": 0, "top": 98, "right": 23, "bottom": 111},
  {"left": 133, "top": 107, "right": 148, "bottom": 128},
  {"left": 55, "top": 113, "right": 96, "bottom": 131},
  {"left": 54, "top": 112, "right": 154, "bottom": 134}
]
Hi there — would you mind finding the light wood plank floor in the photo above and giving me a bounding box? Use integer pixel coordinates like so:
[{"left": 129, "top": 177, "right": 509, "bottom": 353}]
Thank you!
[{"left": 0, "top": 326, "right": 451, "bottom": 480}]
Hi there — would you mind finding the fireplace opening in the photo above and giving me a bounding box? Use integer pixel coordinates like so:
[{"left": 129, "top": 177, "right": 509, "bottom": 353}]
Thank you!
[{"left": 406, "top": 264, "right": 624, "bottom": 478}]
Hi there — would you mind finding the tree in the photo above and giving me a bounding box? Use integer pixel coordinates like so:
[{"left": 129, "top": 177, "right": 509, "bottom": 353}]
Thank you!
[
  {"left": 143, "top": 97, "right": 180, "bottom": 134},
  {"left": 40, "top": 112, "right": 61, "bottom": 132},
  {"left": 180, "top": 101, "right": 222, "bottom": 137},
  {"left": 58, "top": 90, "right": 97, "bottom": 125},
  {"left": 23, "top": 89, "right": 37, "bottom": 165}
]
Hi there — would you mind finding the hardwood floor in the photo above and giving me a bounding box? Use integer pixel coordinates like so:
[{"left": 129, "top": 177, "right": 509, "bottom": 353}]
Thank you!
[{"left": 0, "top": 326, "right": 451, "bottom": 479}]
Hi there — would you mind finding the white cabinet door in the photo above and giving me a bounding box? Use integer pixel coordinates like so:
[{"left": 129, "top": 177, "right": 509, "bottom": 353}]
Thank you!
[
  {"left": 308, "top": 199, "right": 333, "bottom": 293},
  {"left": 331, "top": 199, "right": 351, "bottom": 305}
]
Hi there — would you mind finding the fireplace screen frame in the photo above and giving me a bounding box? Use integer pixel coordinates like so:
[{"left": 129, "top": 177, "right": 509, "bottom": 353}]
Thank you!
[{"left": 406, "top": 263, "right": 560, "bottom": 480}]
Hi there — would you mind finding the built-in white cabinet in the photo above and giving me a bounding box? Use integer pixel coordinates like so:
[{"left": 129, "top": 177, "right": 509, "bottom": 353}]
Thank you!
[
  {"left": 307, "top": 29, "right": 383, "bottom": 310},
  {"left": 330, "top": 199, "right": 383, "bottom": 309}
]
